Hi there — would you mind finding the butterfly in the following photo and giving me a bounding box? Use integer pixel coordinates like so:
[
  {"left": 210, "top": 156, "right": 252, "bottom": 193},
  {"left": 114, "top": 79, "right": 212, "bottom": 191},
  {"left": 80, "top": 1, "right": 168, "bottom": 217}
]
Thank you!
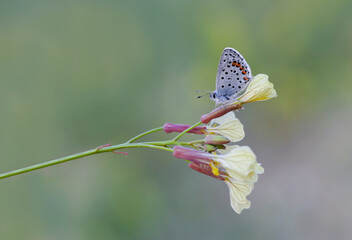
[{"left": 210, "top": 48, "right": 253, "bottom": 105}]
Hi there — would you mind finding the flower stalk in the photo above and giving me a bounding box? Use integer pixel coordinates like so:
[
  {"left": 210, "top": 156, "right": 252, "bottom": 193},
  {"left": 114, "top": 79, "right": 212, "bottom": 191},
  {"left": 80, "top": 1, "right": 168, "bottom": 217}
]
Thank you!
[
  {"left": 0, "top": 122, "right": 203, "bottom": 180},
  {"left": 0, "top": 68, "right": 277, "bottom": 214}
]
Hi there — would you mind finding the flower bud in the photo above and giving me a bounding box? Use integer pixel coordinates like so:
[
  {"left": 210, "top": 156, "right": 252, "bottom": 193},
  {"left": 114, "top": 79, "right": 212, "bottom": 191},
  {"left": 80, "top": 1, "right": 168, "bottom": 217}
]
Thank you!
[
  {"left": 204, "top": 135, "right": 230, "bottom": 145},
  {"left": 203, "top": 144, "right": 224, "bottom": 152},
  {"left": 163, "top": 123, "right": 206, "bottom": 134}
]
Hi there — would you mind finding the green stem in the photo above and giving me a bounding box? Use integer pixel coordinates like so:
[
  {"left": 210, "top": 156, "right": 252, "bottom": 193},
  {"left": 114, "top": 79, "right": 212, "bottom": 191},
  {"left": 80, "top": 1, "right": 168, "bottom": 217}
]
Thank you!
[
  {"left": 0, "top": 148, "right": 100, "bottom": 179},
  {"left": 101, "top": 142, "right": 174, "bottom": 152},
  {"left": 0, "top": 141, "right": 173, "bottom": 180},
  {"left": 173, "top": 121, "right": 202, "bottom": 141},
  {"left": 0, "top": 122, "right": 203, "bottom": 180},
  {"left": 127, "top": 127, "right": 164, "bottom": 143}
]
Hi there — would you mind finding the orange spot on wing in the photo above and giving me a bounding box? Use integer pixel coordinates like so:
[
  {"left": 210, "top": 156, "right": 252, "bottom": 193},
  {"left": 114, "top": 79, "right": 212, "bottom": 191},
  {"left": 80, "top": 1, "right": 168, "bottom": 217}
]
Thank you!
[
  {"left": 236, "top": 63, "right": 241, "bottom": 67},
  {"left": 240, "top": 67, "right": 244, "bottom": 70},
  {"left": 242, "top": 71, "right": 247, "bottom": 74},
  {"left": 244, "top": 77, "right": 248, "bottom": 80},
  {"left": 232, "top": 62, "right": 236, "bottom": 66}
]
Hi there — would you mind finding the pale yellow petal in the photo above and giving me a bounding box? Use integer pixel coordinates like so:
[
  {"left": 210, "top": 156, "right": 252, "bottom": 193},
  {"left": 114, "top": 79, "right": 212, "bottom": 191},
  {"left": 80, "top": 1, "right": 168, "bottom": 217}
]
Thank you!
[
  {"left": 207, "top": 112, "right": 245, "bottom": 142},
  {"left": 231, "top": 199, "right": 251, "bottom": 214},
  {"left": 215, "top": 146, "right": 257, "bottom": 177},
  {"left": 215, "top": 146, "right": 264, "bottom": 183},
  {"left": 216, "top": 144, "right": 239, "bottom": 155},
  {"left": 225, "top": 180, "right": 252, "bottom": 214},
  {"left": 238, "top": 74, "right": 277, "bottom": 103}
]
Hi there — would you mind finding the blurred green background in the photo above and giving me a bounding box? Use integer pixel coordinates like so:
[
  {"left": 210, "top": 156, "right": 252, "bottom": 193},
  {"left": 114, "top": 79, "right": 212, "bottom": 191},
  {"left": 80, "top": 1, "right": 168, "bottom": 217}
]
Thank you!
[{"left": 1, "top": 0, "right": 352, "bottom": 239}]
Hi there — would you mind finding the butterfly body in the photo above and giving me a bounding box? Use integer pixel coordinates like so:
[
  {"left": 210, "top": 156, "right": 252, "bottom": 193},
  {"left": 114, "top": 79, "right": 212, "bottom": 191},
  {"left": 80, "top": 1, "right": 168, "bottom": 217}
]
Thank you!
[{"left": 210, "top": 48, "right": 253, "bottom": 105}]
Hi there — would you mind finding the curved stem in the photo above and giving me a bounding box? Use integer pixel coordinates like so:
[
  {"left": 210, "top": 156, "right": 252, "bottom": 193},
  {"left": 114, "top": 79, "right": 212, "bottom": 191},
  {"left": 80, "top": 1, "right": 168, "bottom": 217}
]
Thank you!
[
  {"left": 0, "top": 124, "right": 203, "bottom": 179},
  {"left": 135, "top": 144, "right": 174, "bottom": 152},
  {"left": 0, "top": 148, "right": 101, "bottom": 179},
  {"left": 0, "top": 142, "right": 173, "bottom": 180},
  {"left": 101, "top": 142, "right": 174, "bottom": 152},
  {"left": 127, "top": 127, "right": 164, "bottom": 143},
  {"left": 173, "top": 121, "right": 202, "bottom": 141}
]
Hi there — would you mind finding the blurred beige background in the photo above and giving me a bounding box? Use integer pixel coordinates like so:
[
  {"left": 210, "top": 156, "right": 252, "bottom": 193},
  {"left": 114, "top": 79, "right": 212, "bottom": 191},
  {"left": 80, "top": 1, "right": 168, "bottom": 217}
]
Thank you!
[{"left": 1, "top": 0, "right": 352, "bottom": 239}]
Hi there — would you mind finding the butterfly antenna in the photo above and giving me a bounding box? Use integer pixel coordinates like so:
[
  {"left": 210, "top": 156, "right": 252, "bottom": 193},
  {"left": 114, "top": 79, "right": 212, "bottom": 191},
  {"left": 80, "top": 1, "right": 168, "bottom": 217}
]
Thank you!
[
  {"left": 196, "top": 90, "right": 212, "bottom": 93},
  {"left": 197, "top": 92, "right": 211, "bottom": 99}
]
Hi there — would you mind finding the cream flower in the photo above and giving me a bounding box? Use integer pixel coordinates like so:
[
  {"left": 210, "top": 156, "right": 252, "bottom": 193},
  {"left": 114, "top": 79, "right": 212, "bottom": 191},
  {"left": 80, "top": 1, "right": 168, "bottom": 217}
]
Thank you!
[
  {"left": 216, "top": 145, "right": 264, "bottom": 182},
  {"left": 206, "top": 112, "right": 244, "bottom": 143},
  {"left": 214, "top": 145, "right": 264, "bottom": 214},
  {"left": 174, "top": 144, "right": 264, "bottom": 214},
  {"left": 238, "top": 74, "right": 277, "bottom": 104}
]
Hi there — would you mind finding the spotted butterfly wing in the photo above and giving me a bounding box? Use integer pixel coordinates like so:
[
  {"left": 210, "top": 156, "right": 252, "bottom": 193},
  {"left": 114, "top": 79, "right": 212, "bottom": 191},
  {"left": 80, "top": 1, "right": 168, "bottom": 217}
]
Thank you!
[{"left": 211, "top": 48, "right": 252, "bottom": 104}]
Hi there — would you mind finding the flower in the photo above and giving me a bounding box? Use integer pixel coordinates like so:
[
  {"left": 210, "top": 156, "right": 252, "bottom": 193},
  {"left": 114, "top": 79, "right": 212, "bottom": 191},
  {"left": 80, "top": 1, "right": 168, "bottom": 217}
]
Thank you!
[
  {"left": 214, "top": 145, "right": 263, "bottom": 213},
  {"left": 174, "top": 145, "right": 263, "bottom": 214},
  {"left": 206, "top": 112, "right": 244, "bottom": 143},
  {"left": 238, "top": 74, "right": 277, "bottom": 104},
  {"left": 189, "top": 160, "right": 254, "bottom": 214},
  {"left": 201, "top": 74, "right": 277, "bottom": 124},
  {"left": 164, "top": 112, "right": 244, "bottom": 145},
  {"left": 215, "top": 145, "right": 264, "bottom": 182}
]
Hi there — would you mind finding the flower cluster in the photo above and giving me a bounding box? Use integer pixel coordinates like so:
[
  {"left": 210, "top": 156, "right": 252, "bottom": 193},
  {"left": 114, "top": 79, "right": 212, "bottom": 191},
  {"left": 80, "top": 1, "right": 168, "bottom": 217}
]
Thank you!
[{"left": 164, "top": 74, "right": 277, "bottom": 214}]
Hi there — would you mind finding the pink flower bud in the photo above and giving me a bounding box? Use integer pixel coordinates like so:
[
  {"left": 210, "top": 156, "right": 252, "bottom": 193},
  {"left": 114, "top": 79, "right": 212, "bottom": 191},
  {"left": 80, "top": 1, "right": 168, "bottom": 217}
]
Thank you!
[
  {"left": 201, "top": 103, "right": 242, "bottom": 124},
  {"left": 163, "top": 123, "right": 206, "bottom": 134},
  {"left": 173, "top": 146, "right": 212, "bottom": 164},
  {"left": 188, "top": 162, "right": 227, "bottom": 181},
  {"left": 204, "top": 135, "right": 230, "bottom": 145}
]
